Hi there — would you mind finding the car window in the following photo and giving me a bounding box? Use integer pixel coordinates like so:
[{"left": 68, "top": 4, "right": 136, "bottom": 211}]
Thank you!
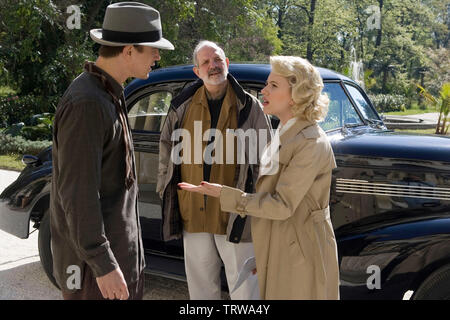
[
  {"left": 320, "top": 82, "right": 363, "bottom": 131},
  {"left": 128, "top": 91, "right": 172, "bottom": 132},
  {"left": 345, "top": 84, "right": 379, "bottom": 122},
  {"left": 246, "top": 88, "right": 264, "bottom": 104}
]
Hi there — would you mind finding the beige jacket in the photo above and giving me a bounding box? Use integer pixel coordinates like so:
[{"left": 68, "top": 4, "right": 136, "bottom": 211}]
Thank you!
[{"left": 220, "top": 119, "right": 339, "bottom": 299}]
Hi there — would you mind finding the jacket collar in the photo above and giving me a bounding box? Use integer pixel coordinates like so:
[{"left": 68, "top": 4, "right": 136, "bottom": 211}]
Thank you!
[
  {"left": 280, "top": 117, "right": 316, "bottom": 145},
  {"left": 84, "top": 61, "right": 123, "bottom": 100}
]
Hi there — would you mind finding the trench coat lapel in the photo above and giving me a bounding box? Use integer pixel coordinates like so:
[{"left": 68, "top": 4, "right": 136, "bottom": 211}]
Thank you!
[
  {"left": 256, "top": 118, "right": 316, "bottom": 189},
  {"left": 279, "top": 118, "right": 315, "bottom": 146}
]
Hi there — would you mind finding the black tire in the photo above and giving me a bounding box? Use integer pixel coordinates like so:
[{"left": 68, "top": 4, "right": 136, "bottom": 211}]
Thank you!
[
  {"left": 413, "top": 264, "right": 450, "bottom": 300},
  {"left": 38, "top": 209, "right": 60, "bottom": 289}
]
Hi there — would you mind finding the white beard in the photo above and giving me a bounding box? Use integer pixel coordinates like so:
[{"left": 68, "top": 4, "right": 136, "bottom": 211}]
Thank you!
[{"left": 204, "top": 70, "right": 228, "bottom": 86}]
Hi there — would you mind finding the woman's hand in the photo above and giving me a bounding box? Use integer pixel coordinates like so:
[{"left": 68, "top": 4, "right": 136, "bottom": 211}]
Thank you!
[{"left": 178, "top": 181, "right": 223, "bottom": 198}]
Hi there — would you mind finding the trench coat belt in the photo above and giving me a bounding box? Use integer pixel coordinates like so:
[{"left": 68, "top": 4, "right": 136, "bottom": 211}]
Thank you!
[{"left": 310, "top": 206, "right": 331, "bottom": 223}]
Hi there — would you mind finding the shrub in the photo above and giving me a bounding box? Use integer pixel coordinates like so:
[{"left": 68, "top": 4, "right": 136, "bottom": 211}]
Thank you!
[
  {"left": 0, "top": 133, "right": 51, "bottom": 156},
  {"left": 2, "top": 113, "right": 54, "bottom": 141},
  {"left": 368, "top": 94, "right": 407, "bottom": 113},
  {"left": 0, "top": 95, "right": 58, "bottom": 128}
]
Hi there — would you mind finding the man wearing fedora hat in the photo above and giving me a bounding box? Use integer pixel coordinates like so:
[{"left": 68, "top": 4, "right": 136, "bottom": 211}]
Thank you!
[{"left": 50, "top": 2, "right": 174, "bottom": 300}]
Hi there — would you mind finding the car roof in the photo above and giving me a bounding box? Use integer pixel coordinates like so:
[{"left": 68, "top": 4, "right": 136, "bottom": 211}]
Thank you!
[{"left": 125, "top": 63, "right": 355, "bottom": 97}]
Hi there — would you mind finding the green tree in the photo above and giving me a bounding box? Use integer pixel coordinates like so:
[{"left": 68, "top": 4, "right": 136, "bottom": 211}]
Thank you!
[
  {"left": 0, "top": 0, "right": 95, "bottom": 101},
  {"left": 143, "top": 0, "right": 281, "bottom": 65},
  {"left": 262, "top": 0, "right": 356, "bottom": 71}
]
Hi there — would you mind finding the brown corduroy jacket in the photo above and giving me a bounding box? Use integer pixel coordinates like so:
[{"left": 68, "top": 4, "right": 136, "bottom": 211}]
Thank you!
[{"left": 50, "top": 64, "right": 145, "bottom": 293}]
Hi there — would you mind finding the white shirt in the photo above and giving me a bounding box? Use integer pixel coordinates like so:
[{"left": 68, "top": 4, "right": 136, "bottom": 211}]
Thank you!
[{"left": 259, "top": 117, "right": 297, "bottom": 177}]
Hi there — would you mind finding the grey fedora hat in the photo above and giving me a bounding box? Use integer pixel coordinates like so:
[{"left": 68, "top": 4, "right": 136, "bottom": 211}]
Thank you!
[{"left": 90, "top": 2, "right": 174, "bottom": 50}]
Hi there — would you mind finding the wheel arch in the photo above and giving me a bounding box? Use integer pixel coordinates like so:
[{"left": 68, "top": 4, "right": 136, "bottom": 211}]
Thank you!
[
  {"left": 30, "top": 193, "right": 50, "bottom": 228},
  {"left": 410, "top": 255, "right": 450, "bottom": 299}
]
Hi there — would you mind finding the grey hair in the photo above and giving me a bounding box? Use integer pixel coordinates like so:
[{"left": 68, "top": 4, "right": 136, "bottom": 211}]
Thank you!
[{"left": 192, "top": 40, "right": 226, "bottom": 67}]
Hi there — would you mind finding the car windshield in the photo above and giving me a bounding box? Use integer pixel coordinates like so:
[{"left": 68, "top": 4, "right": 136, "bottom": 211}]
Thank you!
[
  {"left": 320, "top": 82, "right": 364, "bottom": 131},
  {"left": 345, "top": 84, "right": 380, "bottom": 123}
]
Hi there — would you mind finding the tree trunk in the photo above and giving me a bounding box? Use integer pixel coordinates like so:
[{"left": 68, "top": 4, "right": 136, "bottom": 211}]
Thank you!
[
  {"left": 382, "top": 66, "right": 388, "bottom": 92},
  {"left": 375, "top": 0, "right": 383, "bottom": 47},
  {"left": 277, "top": 6, "right": 284, "bottom": 40},
  {"left": 306, "top": 0, "right": 317, "bottom": 61}
]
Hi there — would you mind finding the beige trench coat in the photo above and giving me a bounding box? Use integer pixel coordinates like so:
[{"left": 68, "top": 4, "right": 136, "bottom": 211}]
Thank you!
[{"left": 220, "top": 119, "right": 339, "bottom": 299}]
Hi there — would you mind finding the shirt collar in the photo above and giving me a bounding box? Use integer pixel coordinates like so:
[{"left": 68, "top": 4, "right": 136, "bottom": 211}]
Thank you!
[
  {"left": 84, "top": 61, "right": 123, "bottom": 99},
  {"left": 278, "top": 117, "right": 298, "bottom": 137}
]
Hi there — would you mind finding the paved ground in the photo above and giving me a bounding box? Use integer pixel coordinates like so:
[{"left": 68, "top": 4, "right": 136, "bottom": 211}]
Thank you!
[
  {"left": 384, "top": 112, "right": 439, "bottom": 124},
  {"left": 0, "top": 169, "right": 190, "bottom": 300},
  {"left": 383, "top": 112, "right": 440, "bottom": 129},
  {"left": 406, "top": 112, "right": 440, "bottom": 122}
]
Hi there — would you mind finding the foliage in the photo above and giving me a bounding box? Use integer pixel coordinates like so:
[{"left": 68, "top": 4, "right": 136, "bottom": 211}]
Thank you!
[
  {"left": 417, "top": 83, "right": 450, "bottom": 135},
  {"left": 0, "top": 86, "right": 16, "bottom": 96},
  {"left": 423, "top": 48, "right": 450, "bottom": 97},
  {"left": 0, "top": 95, "right": 57, "bottom": 127},
  {"left": 0, "top": 133, "right": 52, "bottom": 156},
  {"left": 143, "top": 0, "right": 282, "bottom": 65},
  {"left": 0, "top": 0, "right": 448, "bottom": 119},
  {"left": 4, "top": 113, "right": 54, "bottom": 141},
  {"left": 0, "top": 0, "right": 94, "bottom": 97},
  {"left": 369, "top": 94, "right": 407, "bottom": 113}
]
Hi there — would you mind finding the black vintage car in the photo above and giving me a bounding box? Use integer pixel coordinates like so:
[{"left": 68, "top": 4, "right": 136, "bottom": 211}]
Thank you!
[{"left": 1, "top": 64, "right": 450, "bottom": 300}]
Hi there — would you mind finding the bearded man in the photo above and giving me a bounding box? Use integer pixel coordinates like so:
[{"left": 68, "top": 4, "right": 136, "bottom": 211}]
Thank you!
[{"left": 157, "top": 41, "right": 271, "bottom": 300}]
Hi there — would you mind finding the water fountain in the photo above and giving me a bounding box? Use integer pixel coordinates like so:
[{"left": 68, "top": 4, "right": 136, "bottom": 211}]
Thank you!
[{"left": 349, "top": 46, "right": 365, "bottom": 89}]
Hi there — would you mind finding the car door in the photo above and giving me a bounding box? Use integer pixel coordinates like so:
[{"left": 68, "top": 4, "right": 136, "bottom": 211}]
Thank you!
[
  {"left": 126, "top": 83, "right": 187, "bottom": 258},
  {"left": 126, "top": 80, "right": 267, "bottom": 251}
]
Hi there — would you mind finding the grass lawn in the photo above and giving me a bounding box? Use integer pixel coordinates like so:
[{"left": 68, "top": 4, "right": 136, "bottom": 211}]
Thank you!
[
  {"left": 394, "top": 128, "right": 449, "bottom": 135},
  {"left": 0, "top": 154, "right": 26, "bottom": 171},
  {"left": 383, "top": 104, "right": 438, "bottom": 116}
]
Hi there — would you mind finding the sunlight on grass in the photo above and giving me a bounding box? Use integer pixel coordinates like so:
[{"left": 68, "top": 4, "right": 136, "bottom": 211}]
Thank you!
[
  {"left": 0, "top": 154, "right": 25, "bottom": 171},
  {"left": 383, "top": 103, "right": 437, "bottom": 116},
  {"left": 394, "top": 128, "right": 449, "bottom": 135}
]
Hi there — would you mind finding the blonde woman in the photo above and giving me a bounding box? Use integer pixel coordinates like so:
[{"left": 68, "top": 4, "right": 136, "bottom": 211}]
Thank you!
[{"left": 179, "top": 56, "right": 339, "bottom": 300}]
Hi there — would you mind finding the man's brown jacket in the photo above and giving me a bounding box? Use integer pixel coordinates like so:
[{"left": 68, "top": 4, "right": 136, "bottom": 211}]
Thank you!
[{"left": 50, "top": 64, "right": 145, "bottom": 293}]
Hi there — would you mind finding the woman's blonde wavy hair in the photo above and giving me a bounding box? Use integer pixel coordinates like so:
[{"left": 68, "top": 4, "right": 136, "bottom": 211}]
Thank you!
[{"left": 270, "top": 56, "right": 329, "bottom": 123}]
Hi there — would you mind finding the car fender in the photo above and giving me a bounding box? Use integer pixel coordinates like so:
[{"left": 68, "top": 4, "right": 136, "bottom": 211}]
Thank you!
[
  {"left": 338, "top": 215, "right": 450, "bottom": 299},
  {"left": 0, "top": 171, "right": 51, "bottom": 239}
]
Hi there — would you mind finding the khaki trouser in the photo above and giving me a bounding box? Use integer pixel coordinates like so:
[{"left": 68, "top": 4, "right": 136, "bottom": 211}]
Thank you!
[{"left": 183, "top": 231, "right": 260, "bottom": 300}]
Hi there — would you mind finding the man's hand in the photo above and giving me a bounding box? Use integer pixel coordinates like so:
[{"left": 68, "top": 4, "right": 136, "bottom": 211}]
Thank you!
[{"left": 96, "top": 267, "right": 129, "bottom": 300}]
